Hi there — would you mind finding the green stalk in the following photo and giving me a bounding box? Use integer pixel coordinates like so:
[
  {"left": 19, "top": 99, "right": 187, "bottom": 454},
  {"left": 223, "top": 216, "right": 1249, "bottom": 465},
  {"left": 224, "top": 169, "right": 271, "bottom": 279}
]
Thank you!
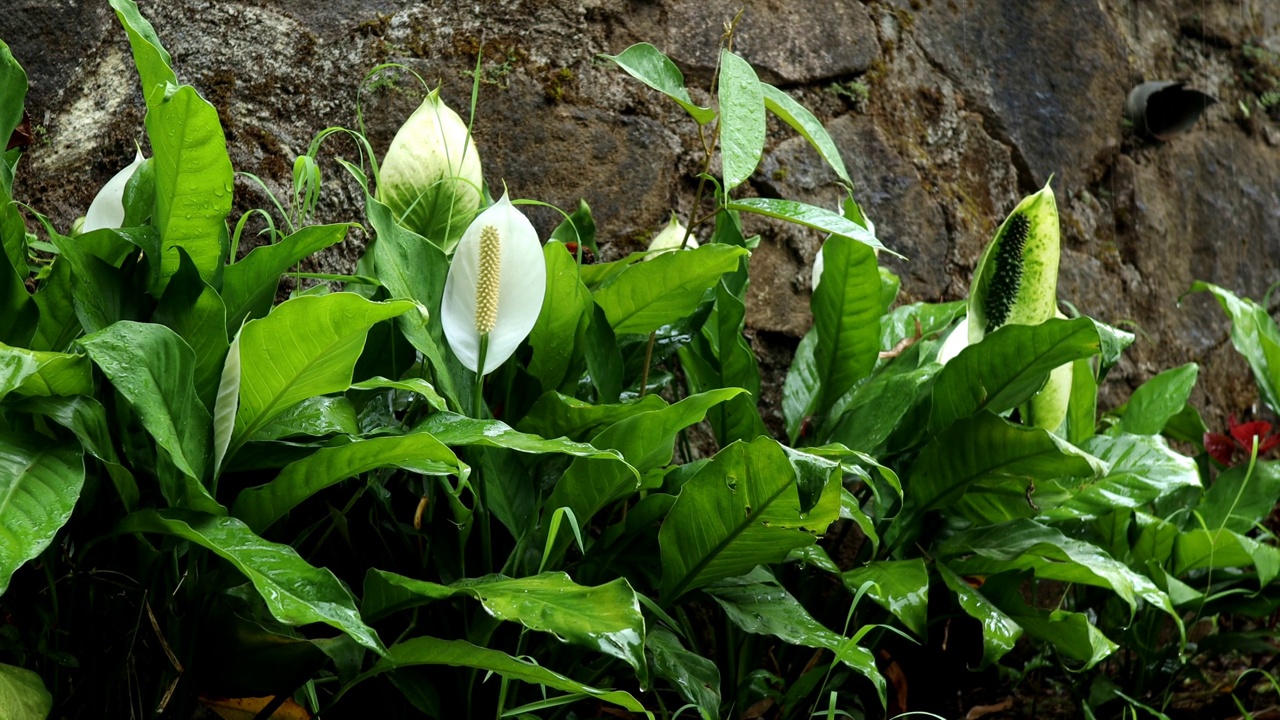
[{"left": 472, "top": 334, "right": 493, "bottom": 573}]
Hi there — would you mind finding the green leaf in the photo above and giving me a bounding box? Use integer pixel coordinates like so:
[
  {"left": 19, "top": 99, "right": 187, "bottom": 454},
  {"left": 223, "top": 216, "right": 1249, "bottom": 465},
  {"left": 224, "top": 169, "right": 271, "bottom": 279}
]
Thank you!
[
  {"left": 31, "top": 257, "right": 80, "bottom": 353},
  {"left": 546, "top": 389, "right": 743, "bottom": 542},
  {"left": 211, "top": 330, "right": 240, "bottom": 479},
  {"left": 351, "top": 636, "right": 647, "bottom": 713},
  {"left": 726, "top": 198, "right": 891, "bottom": 255},
  {"left": 841, "top": 560, "right": 929, "bottom": 637},
  {"left": 1040, "top": 434, "right": 1200, "bottom": 521},
  {"left": 985, "top": 577, "right": 1116, "bottom": 670},
  {"left": 152, "top": 248, "right": 228, "bottom": 408},
  {"left": 647, "top": 629, "right": 720, "bottom": 720},
  {"left": 1114, "top": 363, "right": 1199, "bottom": 436},
  {"left": 594, "top": 244, "right": 747, "bottom": 335},
  {"left": 1066, "top": 357, "right": 1098, "bottom": 444},
  {"left": 0, "top": 662, "right": 51, "bottom": 720},
  {"left": 717, "top": 50, "right": 764, "bottom": 191},
  {"left": 930, "top": 317, "right": 1101, "bottom": 433},
  {"left": 118, "top": 509, "right": 385, "bottom": 654},
  {"left": 782, "top": 329, "right": 819, "bottom": 444},
  {"left": 1199, "top": 461, "right": 1280, "bottom": 534},
  {"left": 231, "top": 294, "right": 414, "bottom": 453},
  {"left": 250, "top": 395, "right": 359, "bottom": 442},
  {"left": 600, "top": 43, "right": 714, "bottom": 124},
  {"left": 415, "top": 412, "right": 631, "bottom": 464},
  {"left": 898, "top": 412, "right": 1103, "bottom": 535},
  {"left": 232, "top": 432, "right": 465, "bottom": 533},
  {"left": 706, "top": 570, "right": 885, "bottom": 707},
  {"left": 0, "top": 248, "right": 35, "bottom": 348},
  {"left": 223, "top": 224, "right": 349, "bottom": 333},
  {"left": 0, "top": 344, "right": 92, "bottom": 400},
  {"left": 8, "top": 396, "right": 138, "bottom": 511},
  {"left": 1192, "top": 282, "right": 1280, "bottom": 413},
  {"left": 937, "top": 562, "right": 1021, "bottom": 668},
  {"left": 528, "top": 241, "right": 592, "bottom": 393},
  {"left": 517, "top": 392, "right": 666, "bottom": 442},
  {"left": 1174, "top": 528, "right": 1280, "bottom": 584},
  {"left": 584, "top": 302, "right": 623, "bottom": 402},
  {"left": 707, "top": 277, "right": 767, "bottom": 445},
  {"left": 350, "top": 376, "right": 447, "bottom": 413},
  {"left": 826, "top": 363, "right": 938, "bottom": 455},
  {"left": 549, "top": 199, "right": 597, "bottom": 252},
  {"left": 79, "top": 321, "right": 211, "bottom": 482},
  {"left": 145, "top": 83, "right": 234, "bottom": 285},
  {"left": 109, "top": 0, "right": 176, "bottom": 108},
  {"left": 0, "top": 43, "right": 27, "bottom": 159},
  {"left": 939, "top": 518, "right": 1177, "bottom": 621},
  {"left": 363, "top": 570, "right": 647, "bottom": 683},
  {"left": 659, "top": 436, "right": 840, "bottom": 602},
  {"left": 0, "top": 433, "right": 84, "bottom": 595},
  {"left": 811, "top": 235, "right": 882, "bottom": 414},
  {"left": 761, "top": 83, "right": 851, "bottom": 187}
]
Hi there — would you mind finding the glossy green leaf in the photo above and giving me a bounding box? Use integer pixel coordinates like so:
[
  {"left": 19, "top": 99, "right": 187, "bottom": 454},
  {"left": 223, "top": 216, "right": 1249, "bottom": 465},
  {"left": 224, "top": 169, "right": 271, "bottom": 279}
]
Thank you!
[
  {"left": 761, "top": 83, "right": 851, "bottom": 187},
  {"left": 1174, "top": 528, "right": 1280, "bottom": 584},
  {"left": 79, "top": 321, "right": 211, "bottom": 481},
  {"left": 897, "top": 412, "right": 1103, "bottom": 536},
  {"left": 231, "top": 293, "right": 414, "bottom": 453},
  {"left": 594, "top": 244, "right": 747, "bottom": 335},
  {"left": 659, "top": 436, "right": 840, "bottom": 602},
  {"left": 415, "top": 412, "right": 631, "bottom": 464},
  {"left": 363, "top": 570, "right": 647, "bottom": 682},
  {"left": 1066, "top": 357, "right": 1098, "bottom": 444},
  {"left": 223, "top": 224, "right": 349, "bottom": 332},
  {"left": 48, "top": 231, "right": 127, "bottom": 335},
  {"left": 647, "top": 628, "right": 720, "bottom": 720},
  {"left": 350, "top": 376, "right": 446, "bottom": 413},
  {"left": 211, "top": 330, "right": 240, "bottom": 480},
  {"left": 707, "top": 276, "right": 767, "bottom": 445},
  {"left": 0, "top": 247, "right": 35, "bottom": 348},
  {"left": 233, "top": 432, "right": 465, "bottom": 533},
  {"left": 549, "top": 199, "right": 597, "bottom": 252},
  {"left": 600, "top": 43, "right": 714, "bottom": 124},
  {"left": 930, "top": 317, "right": 1101, "bottom": 432},
  {"left": 30, "top": 257, "right": 79, "bottom": 353},
  {"left": 350, "top": 636, "right": 646, "bottom": 712},
  {"left": 1199, "top": 461, "right": 1280, "bottom": 534},
  {"left": 937, "top": 562, "right": 1021, "bottom": 668},
  {"left": 0, "top": 343, "right": 92, "bottom": 400},
  {"left": 1115, "top": 363, "right": 1199, "bottom": 436},
  {"left": 109, "top": 0, "right": 176, "bottom": 107},
  {"left": 986, "top": 578, "right": 1116, "bottom": 670},
  {"left": 9, "top": 396, "right": 138, "bottom": 511},
  {"left": 118, "top": 509, "right": 384, "bottom": 653},
  {"left": 841, "top": 560, "right": 929, "bottom": 637},
  {"left": 145, "top": 82, "right": 234, "bottom": 284},
  {"left": 528, "top": 241, "right": 592, "bottom": 393},
  {"left": 1193, "top": 282, "right": 1280, "bottom": 412},
  {"left": 0, "top": 662, "right": 51, "bottom": 720},
  {"left": 726, "top": 198, "right": 890, "bottom": 255},
  {"left": 706, "top": 570, "right": 884, "bottom": 706},
  {"left": 811, "top": 235, "right": 881, "bottom": 414},
  {"left": 1131, "top": 511, "right": 1178, "bottom": 566},
  {"left": 939, "top": 518, "right": 1176, "bottom": 621},
  {"left": 1040, "top": 434, "right": 1199, "bottom": 521},
  {"left": 0, "top": 43, "right": 27, "bottom": 161},
  {"left": 718, "top": 50, "right": 764, "bottom": 191},
  {"left": 584, "top": 302, "right": 623, "bottom": 402},
  {"left": 517, "top": 392, "right": 666, "bottom": 442},
  {"left": 826, "top": 363, "right": 938, "bottom": 455},
  {"left": 250, "top": 395, "right": 359, "bottom": 442},
  {"left": 546, "top": 389, "right": 743, "bottom": 543},
  {"left": 782, "top": 329, "right": 819, "bottom": 444},
  {"left": 0, "top": 433, "right": 84, "bottom": 595}
]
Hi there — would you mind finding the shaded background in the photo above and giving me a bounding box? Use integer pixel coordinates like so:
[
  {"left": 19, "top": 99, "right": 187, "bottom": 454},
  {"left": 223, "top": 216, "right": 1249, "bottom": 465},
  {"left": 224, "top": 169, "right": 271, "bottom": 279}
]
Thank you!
[{"left": 4, "top": 0, "right": 1279, "bottom": 432}]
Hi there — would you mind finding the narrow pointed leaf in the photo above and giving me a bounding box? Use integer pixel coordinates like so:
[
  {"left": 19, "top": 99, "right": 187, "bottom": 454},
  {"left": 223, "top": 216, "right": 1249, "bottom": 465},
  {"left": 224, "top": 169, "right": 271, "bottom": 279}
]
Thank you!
[
  {"left": 811, "top": 235, "right": 882, "bottom": 414},
  {"left": 761, "top": 83, "right": 851, "bottom": 186}
]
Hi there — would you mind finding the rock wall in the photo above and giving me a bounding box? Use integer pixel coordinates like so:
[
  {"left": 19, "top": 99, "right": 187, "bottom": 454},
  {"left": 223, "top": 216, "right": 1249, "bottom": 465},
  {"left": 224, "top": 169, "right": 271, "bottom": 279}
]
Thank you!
[{"left": 4, "top": 0, "right": 1280, "bottom": 428}]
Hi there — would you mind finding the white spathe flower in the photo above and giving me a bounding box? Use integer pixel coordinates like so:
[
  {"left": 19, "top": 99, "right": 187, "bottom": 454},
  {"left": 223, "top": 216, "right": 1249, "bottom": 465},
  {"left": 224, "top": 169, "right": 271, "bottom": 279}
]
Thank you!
[
  {"left": 811, "top": 244, "right": 826, "bottom": 290},
  {"left": 935, "top": 316, "right": 969, "bottom": 365},
  {"left": 644, "top": 213, "right": 695, "bottom": 260},
  {"left": 82, "top": 150, "right": 146, "bottom": 233},
  {"left": 441, "top": 192, "right": 547, "bottom": 375},
  {"left": 378, "top": 89, "right": 484, "bottom": 250}
]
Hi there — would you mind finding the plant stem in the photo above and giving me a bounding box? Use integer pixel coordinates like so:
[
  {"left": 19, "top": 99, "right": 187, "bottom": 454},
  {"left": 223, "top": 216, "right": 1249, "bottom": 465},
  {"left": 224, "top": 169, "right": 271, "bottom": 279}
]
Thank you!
[{"left": 472, "top": 335, "right": 493, "bottom": 572}]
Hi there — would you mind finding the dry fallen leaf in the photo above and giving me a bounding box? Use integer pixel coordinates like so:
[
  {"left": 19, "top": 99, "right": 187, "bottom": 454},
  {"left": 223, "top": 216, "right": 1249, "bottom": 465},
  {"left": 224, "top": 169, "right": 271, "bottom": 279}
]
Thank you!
[
  {"left": 200, "top": 695, "right": 311, "bottom": 720},
  {"left": 964, "top": 696, "right": 1014, "bottom": 720}
]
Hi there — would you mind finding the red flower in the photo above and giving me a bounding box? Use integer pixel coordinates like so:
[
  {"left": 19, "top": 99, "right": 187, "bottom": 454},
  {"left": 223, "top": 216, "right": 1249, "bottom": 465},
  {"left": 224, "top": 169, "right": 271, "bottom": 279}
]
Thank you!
[{"left": 1204, "top": 416, "right": 1280, "bottom": 466}]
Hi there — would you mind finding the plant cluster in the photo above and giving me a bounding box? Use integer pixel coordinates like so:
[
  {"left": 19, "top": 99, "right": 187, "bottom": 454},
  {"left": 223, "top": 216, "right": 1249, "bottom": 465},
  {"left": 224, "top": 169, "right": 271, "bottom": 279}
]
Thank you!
[{"left": 3, "top": 4, "right": 1280, "bottom": 720}]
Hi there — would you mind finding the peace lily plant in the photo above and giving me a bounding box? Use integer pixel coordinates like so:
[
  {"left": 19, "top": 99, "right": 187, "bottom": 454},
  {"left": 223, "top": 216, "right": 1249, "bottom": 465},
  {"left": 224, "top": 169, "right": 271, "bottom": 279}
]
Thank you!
[
  {"left": 78, "top": 148, "right": 146, "bottom": 232},
  {"left": 5, "top": 7, "right": 1280, "bottom": 720}
]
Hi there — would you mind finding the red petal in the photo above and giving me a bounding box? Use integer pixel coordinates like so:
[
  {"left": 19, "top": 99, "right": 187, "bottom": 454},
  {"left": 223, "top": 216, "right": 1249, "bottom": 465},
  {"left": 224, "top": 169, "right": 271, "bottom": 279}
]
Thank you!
[
  {"left": 1205, "top": 433, "right": 1237, "bottom": 465},
  {"left": 1261, "top": 433, "right": 1280, "bottom": 455},
  {"left": 1231, "top": 421, "right": 1274, "bottom": 448}
]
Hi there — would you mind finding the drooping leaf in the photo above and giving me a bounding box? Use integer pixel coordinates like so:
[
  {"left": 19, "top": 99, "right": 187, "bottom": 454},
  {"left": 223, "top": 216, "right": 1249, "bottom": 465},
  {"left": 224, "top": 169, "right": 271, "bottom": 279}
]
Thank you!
[
  {"left": 350, "top": 376, "right": 447, "bottom": 413},
  {"left": 594, "top": 244, "right": 747, "bottom": 335},
  {"left": 647, "top": 629, "right": 720, "bottom": 720},
  {"left": 984, "top": 576, "right": 1116, "bottom": 670},
  {"left": 0, "top": 433, "right": 84, "bottom": 595},
  {"left": 761, "top": 83, "right": 851, "bottom": 187},
  {"left": 0, "top": 343, "right": 92, "bottom": 400},
  {"left": 1174, "top": 527, "right": 1280, "bottom": 585},
  {"left": 937, "top": 562, "right": 1022, "bottom": 668},
  {"left": 726, "top": 198, "right": 890, "bottom": 255},
  {"left": 79, "top": 321, "right": 211, "bottom": 482},
  {"left": 118, "top": 509, "right": 385, "bottom": 654},
  {"left": 1192, "top": 282, "right": 1280, "bottom": 413},
  {"left": 8, "top": 396, "right": 138, "bottom": 511},
  {"left": 841, "top": 559, "right": 929, "bottom": 637},
  {"left": 363, "top": 570, "right": 647, "bottom": 683},
  {"left": 659, "top": 436, "right": 840, "bottom": 602},
  {"left": 250, "top": 395, "right": 359, "bottom": 442},
  {"left": 30, "top": 257, "right": 80, "bottom": 353},
  {"left": 706, "top": 570, "right": 885, "bottom": 706},
  {"left": 231, "top": 294, "right": 414, "bottom": 454},
  {"left": 717, "top": 50, "right": 765, "bottom": 191},
  {"left": 232, "top": 432, "right": 465, "bottom": 533},
  {"left": 600, "top": 43, "right": 715, "bottom": 124},
  {"left": 1040, "top": 434, "right": 1199, "bottom": 521}
]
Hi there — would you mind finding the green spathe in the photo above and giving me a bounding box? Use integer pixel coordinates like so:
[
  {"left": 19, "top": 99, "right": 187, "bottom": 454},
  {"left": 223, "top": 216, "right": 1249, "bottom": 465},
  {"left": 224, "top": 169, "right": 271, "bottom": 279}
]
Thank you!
[
  {"left": 378, "top": 89, "right": 483, "bottom": 251},
  {"left": 968, "top": 181, "right": 1060, "bottom": 344}
]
